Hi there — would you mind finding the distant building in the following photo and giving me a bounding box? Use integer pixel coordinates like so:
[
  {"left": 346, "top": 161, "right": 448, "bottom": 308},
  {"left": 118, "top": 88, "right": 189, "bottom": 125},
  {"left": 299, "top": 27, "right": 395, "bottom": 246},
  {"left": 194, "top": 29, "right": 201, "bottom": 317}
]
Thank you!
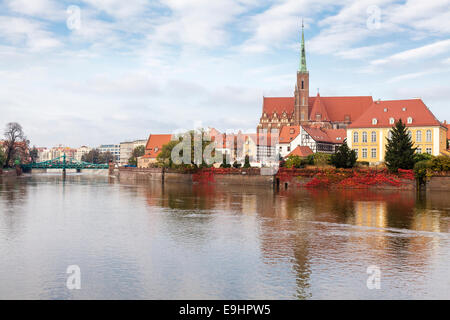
[
  {"left": 138, "top": 134, "right": 172, "bottom": 168},
  {"left": 75, "top": 146, "right": 92, "bottom": 162},
  {"left": 99, "top": 144, "right": 120, "bottom": 162},
  {"left": 119, "top": 140, "right": 147, "bottom": 166},
  {"left": 347, "top": 99, "right": 448, "bottom": 164},
  {"left": 277, "top": 125, "right": 345, "bottom": 158}
]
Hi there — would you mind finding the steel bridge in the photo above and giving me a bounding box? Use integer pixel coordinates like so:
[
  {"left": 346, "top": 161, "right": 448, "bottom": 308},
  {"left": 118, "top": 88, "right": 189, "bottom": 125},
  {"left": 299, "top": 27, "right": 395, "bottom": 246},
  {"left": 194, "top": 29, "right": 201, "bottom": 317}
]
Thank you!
[{"left": 21, "top": 154, "right": 109, "bottom": 170}]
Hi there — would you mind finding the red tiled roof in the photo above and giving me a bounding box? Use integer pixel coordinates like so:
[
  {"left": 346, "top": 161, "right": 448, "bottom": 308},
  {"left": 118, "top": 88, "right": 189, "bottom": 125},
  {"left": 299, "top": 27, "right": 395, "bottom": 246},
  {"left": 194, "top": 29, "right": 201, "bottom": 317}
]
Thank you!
[
  {"left": 262, "top": 96, "right": 373, "bottom": 122},
  {"left": 144, "top": 134, "right": 172, "bottom": 158},
  {"left": 309, "top": 94, "right": 330, "bottom": 122},
  {"left": 279, "top": 126, "right": 300, "bottom": 144},
  {"left": 262, "top": 97, "right": 295, "bottom": 116},
  {"left": 349, "top": 99, "right": 441, "bottom": 128},
  {"left": 311, "top": 96, "right": 373, "bottom": 123},
  {"left": 323, "top": 128, "right": 346, "bottom": 143},
  {"left": 302, "top": 126, "right": 345, "bottom": 144},
  {"left": 286, "top": 146, "right": 313, "bottom": 158}
]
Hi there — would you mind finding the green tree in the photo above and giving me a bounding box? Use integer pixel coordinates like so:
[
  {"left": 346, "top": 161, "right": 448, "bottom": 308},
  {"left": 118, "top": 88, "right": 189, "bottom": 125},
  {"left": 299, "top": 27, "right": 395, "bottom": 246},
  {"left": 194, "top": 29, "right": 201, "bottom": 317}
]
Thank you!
[
  {"left": 330, "top": 140, "right": 357, "bottom": 168},
  {"left": 3, "top": 122, "right": 29, "bottom": 167},
  {"left": 284, "top": 155, "right": 306, "bottom": 168},
  {"left": 220, "top": 156, "right": 231, "bottom": 168},
  {"left": 157, "top": 140, "right": 182, "bottom": 168},
  {"left": 385, "top": 119, "right": 416, "bottom": 172},
  {"left": 29, "top": 147, "right": 39, "bottom": 163},
  {"left": 232, "top": 161, "right": 241, "bottom": 168},
  {"left": 128, "top": 145, "right": 145, "bottom": 166},
  {"left": 413, "top": 152, "right": 433, "bottom": 163},
  {"left": 82, "top": 149, "right": 102, "bottom": 164},
  {"left": 156, "top": 130, "right": 217, "bottom": 168},
  {"left": 243, "top": 155, "right": 251, "bottom": 168},
  {"left": 0, "top": 148, "right": 6, "bottom": 168}
]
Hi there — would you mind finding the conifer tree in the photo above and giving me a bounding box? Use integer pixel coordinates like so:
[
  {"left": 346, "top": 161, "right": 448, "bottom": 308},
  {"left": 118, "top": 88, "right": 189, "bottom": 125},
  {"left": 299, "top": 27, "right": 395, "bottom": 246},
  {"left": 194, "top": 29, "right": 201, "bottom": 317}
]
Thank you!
[
  {"left": 330, "top": 140, "right": 357, "bottom": 168},
  {"left": 385, "top": 119, "right": 416, "bottom": 172}
]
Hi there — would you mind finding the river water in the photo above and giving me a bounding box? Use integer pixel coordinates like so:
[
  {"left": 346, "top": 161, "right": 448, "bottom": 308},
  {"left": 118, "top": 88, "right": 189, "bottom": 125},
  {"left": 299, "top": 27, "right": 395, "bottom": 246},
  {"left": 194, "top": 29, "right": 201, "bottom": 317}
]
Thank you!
[{"left": 0, "top": 174, "right": 449, "bottom": 299}]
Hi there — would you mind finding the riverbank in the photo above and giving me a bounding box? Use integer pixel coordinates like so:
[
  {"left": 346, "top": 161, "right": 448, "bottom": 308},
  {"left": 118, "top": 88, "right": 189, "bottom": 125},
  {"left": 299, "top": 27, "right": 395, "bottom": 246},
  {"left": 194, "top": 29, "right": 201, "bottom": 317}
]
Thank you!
[{"left": 116, "top": 167, "right": 450, "bottom": 191}]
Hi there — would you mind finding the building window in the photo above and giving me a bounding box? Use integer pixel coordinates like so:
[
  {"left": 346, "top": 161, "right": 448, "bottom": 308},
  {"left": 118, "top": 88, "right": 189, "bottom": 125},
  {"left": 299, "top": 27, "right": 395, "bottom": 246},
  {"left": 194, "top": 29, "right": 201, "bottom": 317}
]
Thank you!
[
  {"left": 371, "top": 148, "right": 377, "bottom": 158},
  {"left": 408, "top": 130, "right": 412, "bottom": 139},
  {"left": 354, "top": 149, "right": 358, "bottom": 159},
  {"left": 407, "top": 117, "right": 413, "bottom": 124},
  {"left": 362, "top": 132, "right": 368, "bottom": 143},
  {"left": 316, "top": 113, "right": 321, "bottom": 121},
  {"left": 353, "top": 132, "right": 359, "bottom": 143},
  {"left": 416, "top": 130, "right": 422, "bottom": 142},
  {"left": 362, "top": 148, "right": 367, "bottom": 159},
  {"left": 287, "top": 146, "right": 291, "bottom": 152},
  {"left": 417, "top": 148, "right": 422, "bottom": 154},
  {"left": 426, "top": 147, "right": 432, "bottom": 154},
  {"left": 388, "top": 130, "right": 393, "bottom": 140},
  {"left": 301, "top": 80, "right": 304, "bottom": 89},
  {"left": 290, "top": 128, "right": 295, "bottom": 134},
  {"left": 301, "top": 113, "right": 305, "bottom": 121},
  {"left": 389, "top": 118, "right": 395, "bottom": 125},
  {"left": 371, "top": 131, "right": 377, "bottom": 143},
  {"left": 372, "top": 118, "right": 378, "bottom": 125},
  {"left": 426, "top": 130, "right": 432, "bottom": 142}
]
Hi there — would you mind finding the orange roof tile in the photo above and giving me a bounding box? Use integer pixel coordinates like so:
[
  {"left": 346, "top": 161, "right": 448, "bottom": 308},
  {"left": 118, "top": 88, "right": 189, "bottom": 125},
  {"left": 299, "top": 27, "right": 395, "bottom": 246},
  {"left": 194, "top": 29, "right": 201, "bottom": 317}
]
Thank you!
[
  {"left": 302, "top": 126, "right": 345, "bottom": 144},
  {"left": 262, "top": 96, "right": 373, "bottom": 123},
  {"left": 309, "top": 93, "right": 330, "bottom": 122},
  {"left": 286, "top": 146, "right": 313, "bottom": 157},
  {"left": 144, "top": 134, "right": 172, "bottom": 158},
  {"left": 349, "top": 99, "right": 441, "bottom": 128},
  {"left": 279, "top": 126, "right": 300, "bottom": 144}
]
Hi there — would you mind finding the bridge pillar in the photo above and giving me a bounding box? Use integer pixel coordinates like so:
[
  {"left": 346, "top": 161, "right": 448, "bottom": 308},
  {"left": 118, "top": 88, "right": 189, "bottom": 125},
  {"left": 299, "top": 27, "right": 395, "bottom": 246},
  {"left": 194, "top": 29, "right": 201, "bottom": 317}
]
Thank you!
[{"left": 108, "top": 161, "right": 115, "bottom": 175}]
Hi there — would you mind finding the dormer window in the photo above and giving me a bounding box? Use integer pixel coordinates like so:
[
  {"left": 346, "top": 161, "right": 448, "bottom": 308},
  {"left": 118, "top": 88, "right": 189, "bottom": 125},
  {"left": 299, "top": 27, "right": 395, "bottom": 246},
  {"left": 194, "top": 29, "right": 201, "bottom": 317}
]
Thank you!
[
  {"left": 389, "top": 118, "right": 395, "bottom": 125},
  {"left": 372, "top": 118, "right": 378, "bottom": 125},
  {"left": 383, "top": 108, "right": 388, "bottom": 112},
  {"left": 289, "top": 128, "right": 295, "bottom": 134},
  {"left": 344, "top": 115, "right": 350, "bottom": 122},
  {"left": 316, "top": 113, "right": 322, "bottom": 121},
  {"left": 407, "top": 117, "right": 413, "bottom": 124},
  {"left": 402, "top": 107, "right": 407, "bottom": 111}
]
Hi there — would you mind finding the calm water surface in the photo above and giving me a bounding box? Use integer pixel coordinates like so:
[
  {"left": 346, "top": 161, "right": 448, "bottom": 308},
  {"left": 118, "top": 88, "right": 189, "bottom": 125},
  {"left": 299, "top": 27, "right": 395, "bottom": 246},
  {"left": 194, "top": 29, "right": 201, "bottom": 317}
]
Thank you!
[{"left": 0, "top": 174, "right": 449, "bottom": 299}]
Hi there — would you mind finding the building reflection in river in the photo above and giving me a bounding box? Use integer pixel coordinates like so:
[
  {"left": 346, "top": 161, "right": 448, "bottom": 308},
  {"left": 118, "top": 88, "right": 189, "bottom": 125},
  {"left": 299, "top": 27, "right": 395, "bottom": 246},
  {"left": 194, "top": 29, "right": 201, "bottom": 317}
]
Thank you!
[{"left": 135, "top": 181, "right": 450, "bottom": 299}]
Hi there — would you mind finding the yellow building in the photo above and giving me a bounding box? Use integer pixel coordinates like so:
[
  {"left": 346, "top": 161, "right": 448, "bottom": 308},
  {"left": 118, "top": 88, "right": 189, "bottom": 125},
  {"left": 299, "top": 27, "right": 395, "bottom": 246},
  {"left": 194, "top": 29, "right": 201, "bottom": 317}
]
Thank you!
[{"left": 347, "top": 99, "right": 447, "bottom": 164}]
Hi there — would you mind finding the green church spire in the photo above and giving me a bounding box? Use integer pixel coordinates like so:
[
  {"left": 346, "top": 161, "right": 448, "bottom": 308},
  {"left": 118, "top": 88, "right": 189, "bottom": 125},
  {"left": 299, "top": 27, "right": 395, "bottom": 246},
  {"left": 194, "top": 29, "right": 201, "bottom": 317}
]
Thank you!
[{"left": 299, "top": 20, "right": 307, "bottom": 73}]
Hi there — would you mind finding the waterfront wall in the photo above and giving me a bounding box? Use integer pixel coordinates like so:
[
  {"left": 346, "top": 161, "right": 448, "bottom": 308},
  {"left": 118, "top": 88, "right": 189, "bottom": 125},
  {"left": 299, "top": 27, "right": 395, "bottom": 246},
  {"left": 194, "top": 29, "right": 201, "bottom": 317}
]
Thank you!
[
  {"left": 427, "top": 175, "right": 450, "bottom": 191},
  {"left": 96, "top": 167, "right": 450, "bottom": 191}
]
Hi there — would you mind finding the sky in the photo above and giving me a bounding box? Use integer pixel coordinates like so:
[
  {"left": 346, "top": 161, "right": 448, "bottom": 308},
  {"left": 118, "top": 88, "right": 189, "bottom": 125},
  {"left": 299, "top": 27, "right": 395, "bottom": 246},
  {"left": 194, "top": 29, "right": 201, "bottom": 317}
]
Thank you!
[{"left": 0, "top": 0, "right": 449, "bottom": 148}]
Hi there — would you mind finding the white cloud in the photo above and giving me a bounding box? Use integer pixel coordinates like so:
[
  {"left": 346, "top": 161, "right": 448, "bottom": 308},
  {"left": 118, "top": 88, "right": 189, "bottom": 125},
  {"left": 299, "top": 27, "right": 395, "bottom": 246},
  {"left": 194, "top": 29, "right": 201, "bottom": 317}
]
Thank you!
[
  {"left": 6, "top": 0, "right": 64, "bottom": 21},
  {"left": 334, "top": 42, "right": 394, "bottom": 59},
  {"left": 149, "top": 0, "right": 249, "bottom": 48},
  {"left": 372, "top": 39, "right": 450, "bottom": 66},
  {"left": 0, "top": 16, "right": 61, "bottom": 51}
]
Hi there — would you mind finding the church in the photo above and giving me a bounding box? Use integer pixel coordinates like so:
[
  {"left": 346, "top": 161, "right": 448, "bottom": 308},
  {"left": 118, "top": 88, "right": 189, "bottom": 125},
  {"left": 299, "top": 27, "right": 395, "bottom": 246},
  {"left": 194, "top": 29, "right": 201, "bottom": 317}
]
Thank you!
[
  {"left": 257, "top": 23, "right": 374, "bottom": 132},
  {"left": 256, "top": 23, "right": 448, "bottom": 161}
]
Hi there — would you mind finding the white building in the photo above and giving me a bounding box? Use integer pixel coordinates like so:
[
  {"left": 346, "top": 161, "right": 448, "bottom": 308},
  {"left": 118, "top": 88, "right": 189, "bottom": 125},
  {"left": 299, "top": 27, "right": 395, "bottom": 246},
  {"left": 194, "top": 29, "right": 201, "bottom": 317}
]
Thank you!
[
  {"left": 119, "top": 139, "right": 147, "bottom": 166},
  {"left": 75, "top": 146, "right": 92, "bottom": 162},
  {"left": 99, "top": 144, "right": 120, "bottom": 162},
  {"left": 277, "top": 125, "right": 346, "bottom": 158}
]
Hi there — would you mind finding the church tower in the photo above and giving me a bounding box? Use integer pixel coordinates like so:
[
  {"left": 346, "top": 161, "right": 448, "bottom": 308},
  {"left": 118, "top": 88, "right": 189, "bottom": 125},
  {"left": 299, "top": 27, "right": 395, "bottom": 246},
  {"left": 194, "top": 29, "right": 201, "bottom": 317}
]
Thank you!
[{"left": 294, "top": 21, "right": 309, "bottom": 125}]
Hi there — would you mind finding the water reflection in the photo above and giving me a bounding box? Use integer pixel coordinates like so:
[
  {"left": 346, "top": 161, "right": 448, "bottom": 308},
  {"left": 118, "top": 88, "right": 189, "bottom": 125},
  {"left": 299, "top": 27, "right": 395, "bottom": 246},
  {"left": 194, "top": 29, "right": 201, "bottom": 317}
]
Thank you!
[{"left": 0, "top": 175, "right": 449, "bottom": 299}]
